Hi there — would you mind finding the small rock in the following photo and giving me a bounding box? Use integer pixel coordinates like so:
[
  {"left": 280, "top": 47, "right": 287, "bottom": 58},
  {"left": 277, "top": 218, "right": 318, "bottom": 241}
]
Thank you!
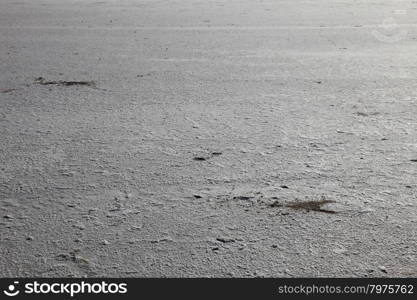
[
  {"left": 3, "top": 215, "right": 13, "bottom": 219},
  {"left": 360, "top": 208, "right": 374, "bottom": 213},
  {"left": 333, "top": 248, "right": 347, "bottom": 254},
  {"left": 356, "top": 112, "right": 369, "bottom": 117},
  {"left": 73, "top": 223, "right": 86, "bottom": 230},
  {"left": 378, "top": 266, "right": 388, "bottom": 273},
  {"left": 61, "top": 171, "right": 75, "bottom": 177},
  {"left": 26, "top": 236, "right": 34, "bottom": 241},
  {"left": 101, "top": 240, "right": 110, "bottom": 245},
  {"left": 280, "top": 185, "right": 289, "bottom": 189},
  {"left": 193, "top": 194, "right": 202, "bottom": 199},
  {"left": 56, "top": 253, "right": 71, "bottom": 261}
]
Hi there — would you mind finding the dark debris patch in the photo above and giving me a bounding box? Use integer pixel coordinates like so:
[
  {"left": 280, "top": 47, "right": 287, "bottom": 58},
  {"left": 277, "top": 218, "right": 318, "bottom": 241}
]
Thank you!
[
  {"left": 193, "top": 152, "right": 223, "bottom": 161},
  {"left": 286, "top": 199, "right": 337, "bottom": 214},
  {"left": 0, "top": 88, "right": 17, "bottom": 94},
  {"left": 193, "top": 156, "right": 207, "bottom": 161},
  {"left": 137, "top": 72, "right": 152, "bottom": 78},
  {"left": 35, "top": 77, "right": 96, "bottom": 87},
  {"left": 356, "top": 112, "right": 380, "bottom": 117},
  {"left": 233, "top": 196, "right": 254, "bottom": 201},
  {"left": 268, "top": 201, "right": 282, "bottom": 208},
  {"left": 216, "top": 238, "right": 235, "bottom": 243}
]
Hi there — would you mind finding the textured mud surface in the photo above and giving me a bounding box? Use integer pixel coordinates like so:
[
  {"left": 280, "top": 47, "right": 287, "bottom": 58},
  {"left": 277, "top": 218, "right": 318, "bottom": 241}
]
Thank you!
[{"left": 1, "top": 0, "right": 417, "bottom": 277}]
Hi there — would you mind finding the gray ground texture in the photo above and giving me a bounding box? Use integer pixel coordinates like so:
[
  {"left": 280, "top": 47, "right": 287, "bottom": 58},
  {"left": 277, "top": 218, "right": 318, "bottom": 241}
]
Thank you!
[{"left": 1, "top": 0, "right": 417, "bottom": 277}]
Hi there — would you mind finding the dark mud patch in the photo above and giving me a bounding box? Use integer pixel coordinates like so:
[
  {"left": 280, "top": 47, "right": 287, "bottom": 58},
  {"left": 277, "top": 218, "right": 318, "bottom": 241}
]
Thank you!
[
  {"left": 356, "top": 111, "right": 380, "bottom": 117},
  {"left": 35, "top": 77, "right": 96, "bottom": 88},
  {"left": 286, "top": 199, "right": 337, "bottom": 214},
  {"left": 136, "top": 72, "right": 153, "bottom": 78},
  {"left": 0, "top": 88, "right": 17, "bottom": 94},
  {"left": 216, "top": 237, "right": 235, "bottom": 243},
  {"left": 193, "top": 152, "right": 222, "bottom": 161},
  {"left": 233, "top": 196, "right": 254, "bottom": 201},
  {"left": 193, "top": 156, "right": 208, "bottom": 161}
]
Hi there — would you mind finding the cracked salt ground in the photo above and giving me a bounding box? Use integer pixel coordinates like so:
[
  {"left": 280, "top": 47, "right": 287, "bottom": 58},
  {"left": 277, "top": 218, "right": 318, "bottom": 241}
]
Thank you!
[{"left": 1, "top": 0, "right": 417, "bottom": 277}]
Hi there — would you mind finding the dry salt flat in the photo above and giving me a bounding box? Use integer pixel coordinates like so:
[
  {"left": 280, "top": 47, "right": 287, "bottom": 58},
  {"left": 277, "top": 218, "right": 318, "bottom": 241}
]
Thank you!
[{"left": 0, "top": 0, "right": 416, "bottom": 277}]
